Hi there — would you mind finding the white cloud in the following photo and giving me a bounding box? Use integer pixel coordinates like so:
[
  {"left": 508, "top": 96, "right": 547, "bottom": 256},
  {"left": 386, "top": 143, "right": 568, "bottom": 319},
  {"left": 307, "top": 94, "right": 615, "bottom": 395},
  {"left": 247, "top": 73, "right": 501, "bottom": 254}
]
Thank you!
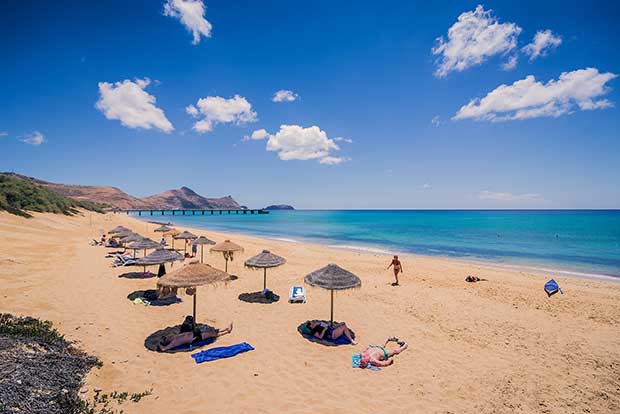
[
  {"left": 422, "top": 183, "right": 432, "bottom": 189},
  {"left": 262, "top": 124, "right": 346, "bottom": 164},
  {"left": 431, "top": 115, "right": 441, "bottom": 126},
  {"left": 272, "top": 89, "right": 299, "bottom": 103},
  {"left": 163, "top": 0, "right": 212, "bottom": 45},
  {"left": 96, "top": 78, "right": 174, "bottom": 132},
  {"left": 251, "top": 129, "right": 269, "bottom": 140},
  {"left": 319, "top": 156, "right": 349, "bottom": 165},
  {"left": 432, "top": 5, "right": 521, "bottom": 77},
  {"left": 334, "top": 137, "right": 353, "bottom": 143},
  {"left": 20, "top": 131, "right": 45, "bottom": 146},
  {"left": 523, "top": 30, "right": 562, "bottom": 60},
  {"left": 187, "top": 95, "right": 257, "bottom": 133},
  {"left": 454, "top": 68, "right": 617, "bottom": 122},
  {"left": 0, "top": 132, "right": 8, "bottom": 138},
  {"left": 185, "top": 104, "right": 198, "bottom": 116},
  {"left": 478, "top": 190, "right": 542, "bottom": 202},
  {"left": 242, "top": 128, "right": 269, "bottom": 141},
  {"left": 502, "top": 55, "right": 518, "bottom": 71}
]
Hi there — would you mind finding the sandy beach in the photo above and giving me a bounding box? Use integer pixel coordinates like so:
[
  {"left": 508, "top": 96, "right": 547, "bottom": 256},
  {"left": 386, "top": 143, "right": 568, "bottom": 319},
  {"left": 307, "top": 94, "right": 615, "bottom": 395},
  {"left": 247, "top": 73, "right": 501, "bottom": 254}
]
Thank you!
[{"left": 1, "top": 210, "right": 619, "bottom": 413}]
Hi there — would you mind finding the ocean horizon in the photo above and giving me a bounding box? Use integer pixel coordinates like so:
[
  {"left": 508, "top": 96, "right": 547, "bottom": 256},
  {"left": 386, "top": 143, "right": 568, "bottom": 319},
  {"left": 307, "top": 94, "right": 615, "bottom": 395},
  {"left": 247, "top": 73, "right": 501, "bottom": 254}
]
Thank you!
[{"left": 131, "top": 209, "right": 620, "bottom": 279}]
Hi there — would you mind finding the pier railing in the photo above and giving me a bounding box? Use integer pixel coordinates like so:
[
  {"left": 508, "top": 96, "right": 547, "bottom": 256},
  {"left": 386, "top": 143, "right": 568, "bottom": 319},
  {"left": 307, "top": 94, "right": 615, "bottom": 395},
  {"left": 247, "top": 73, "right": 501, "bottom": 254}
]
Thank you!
[{"left": 114, "top": 208, "right": 268, "bottom": 216}]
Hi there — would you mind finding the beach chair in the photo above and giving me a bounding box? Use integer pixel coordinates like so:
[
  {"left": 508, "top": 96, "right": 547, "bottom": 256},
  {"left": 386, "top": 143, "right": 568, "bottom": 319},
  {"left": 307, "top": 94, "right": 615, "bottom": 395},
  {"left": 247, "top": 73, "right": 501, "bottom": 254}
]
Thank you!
[
  {"left": 544, "top": 279, "right": 563, "bottom": 297},
  {"left": 289, "top": 286, "right": 306, "bottom": 303},
  {"left": 112, "top": 254, "right": 137, "bottom": 267}
]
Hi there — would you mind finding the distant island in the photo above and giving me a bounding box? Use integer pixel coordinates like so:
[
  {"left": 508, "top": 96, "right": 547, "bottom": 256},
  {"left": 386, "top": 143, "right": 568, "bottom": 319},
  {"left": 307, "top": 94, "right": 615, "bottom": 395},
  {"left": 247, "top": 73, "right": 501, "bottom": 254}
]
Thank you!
[{"left": 264, "top": 204, "right": 295, "bottom": 210}]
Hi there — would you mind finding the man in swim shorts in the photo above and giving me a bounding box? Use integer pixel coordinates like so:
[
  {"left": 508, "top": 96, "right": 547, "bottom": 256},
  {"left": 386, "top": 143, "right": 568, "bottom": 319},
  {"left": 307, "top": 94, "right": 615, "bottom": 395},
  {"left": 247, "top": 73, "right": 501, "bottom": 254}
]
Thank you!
[{"left": 360, "top": 338, "right": 408, "bottom": 368}]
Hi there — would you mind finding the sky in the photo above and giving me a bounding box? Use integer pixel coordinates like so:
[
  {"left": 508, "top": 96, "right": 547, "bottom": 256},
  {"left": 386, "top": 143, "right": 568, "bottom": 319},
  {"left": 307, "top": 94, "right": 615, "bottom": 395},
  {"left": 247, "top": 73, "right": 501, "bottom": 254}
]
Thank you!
[{"left": 1, "top": 0, "right": 619, "bottom": 209}]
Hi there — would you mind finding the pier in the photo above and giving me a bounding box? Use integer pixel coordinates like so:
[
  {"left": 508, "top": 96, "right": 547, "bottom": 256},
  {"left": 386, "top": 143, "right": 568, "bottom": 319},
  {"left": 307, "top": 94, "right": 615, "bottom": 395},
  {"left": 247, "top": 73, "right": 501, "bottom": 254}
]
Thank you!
[{"left": 115, "top": 208, "right": 269, "bottom": 216}]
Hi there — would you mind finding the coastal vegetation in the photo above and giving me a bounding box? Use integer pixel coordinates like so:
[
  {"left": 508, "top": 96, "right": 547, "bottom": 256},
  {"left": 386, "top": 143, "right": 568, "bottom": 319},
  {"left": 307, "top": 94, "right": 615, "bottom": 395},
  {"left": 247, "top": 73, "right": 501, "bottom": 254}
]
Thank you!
[
  {"left": 0, "top": 173, "right": 107, "bottom": 218},
  {"left": 0, "top": 313, "right": 151, "bottom": 414}
]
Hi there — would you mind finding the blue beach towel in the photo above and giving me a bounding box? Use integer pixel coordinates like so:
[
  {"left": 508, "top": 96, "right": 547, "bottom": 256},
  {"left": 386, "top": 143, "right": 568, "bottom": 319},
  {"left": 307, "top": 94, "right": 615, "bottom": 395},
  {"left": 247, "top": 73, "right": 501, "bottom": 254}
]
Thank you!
[
  {"left": 544, "top": 279, "right": 563, "bottom": 297},
  {"left": 352, "top": 353, "right": 380, "bottom": 371},
  {"left": 191, "top": 342, "right": 254, "bottom": 364}
]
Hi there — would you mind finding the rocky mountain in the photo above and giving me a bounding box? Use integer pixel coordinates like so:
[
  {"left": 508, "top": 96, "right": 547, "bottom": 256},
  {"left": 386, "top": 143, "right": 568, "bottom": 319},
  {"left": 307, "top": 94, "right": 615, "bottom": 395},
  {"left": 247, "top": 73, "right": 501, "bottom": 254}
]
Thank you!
[
  {"left": 1, "top": 173, "right": 243, "bottom": 210},
  {"left": 264, "top": 204, "right": 295, "bottom": 210},
  {"left": 141, "top": 187, "right": 241, "bottom": 210}
]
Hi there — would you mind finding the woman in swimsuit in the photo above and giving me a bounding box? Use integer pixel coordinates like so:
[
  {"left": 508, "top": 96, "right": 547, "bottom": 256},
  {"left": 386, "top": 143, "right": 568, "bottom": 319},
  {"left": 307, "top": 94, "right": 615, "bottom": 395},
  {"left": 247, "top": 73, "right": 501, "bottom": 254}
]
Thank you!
[
  {"left": 158, "top": 322, "right": 233, "bottom": 351},
  {"left": 360, "top": 338, "right": 408, "bottom": 368},
  {"left": 303, "top": 321, "right": 357, "bottom": 345},
  {"left": 387, "top": 255, "right": 403, "bottom": 286}
]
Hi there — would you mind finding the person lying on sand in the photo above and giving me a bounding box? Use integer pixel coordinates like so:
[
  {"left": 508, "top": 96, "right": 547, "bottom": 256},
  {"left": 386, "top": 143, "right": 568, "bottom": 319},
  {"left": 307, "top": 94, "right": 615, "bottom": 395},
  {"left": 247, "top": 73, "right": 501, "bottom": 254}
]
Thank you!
[
  {"left": 465, "top": 275, "right": 487, "bottom": 283},
  {"left": 302, "top": 321, "right": 357, "bottom": 344},
  {"left": 359, "top": 338, "right": 408, "bottom": 368},
  {"left": 387, "top": 255, "right": 403, "bottom": 286},
  {"left": 158, "top": 322, "right": 233, "bottom": 351}
]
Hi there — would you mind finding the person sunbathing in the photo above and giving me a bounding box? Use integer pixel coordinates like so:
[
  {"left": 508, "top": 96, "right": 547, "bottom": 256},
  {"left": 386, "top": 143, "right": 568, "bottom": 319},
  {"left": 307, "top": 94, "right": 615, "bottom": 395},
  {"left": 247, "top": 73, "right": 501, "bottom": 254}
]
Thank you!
[
  {"left": 158, "top": 322, "right": 233, "bottom": 352},
  {"left": 359, "top": 338, "right": 408, "bottom": 368},
  {"left": 302, "top": 321, "right": 357, "bottom": 344}
]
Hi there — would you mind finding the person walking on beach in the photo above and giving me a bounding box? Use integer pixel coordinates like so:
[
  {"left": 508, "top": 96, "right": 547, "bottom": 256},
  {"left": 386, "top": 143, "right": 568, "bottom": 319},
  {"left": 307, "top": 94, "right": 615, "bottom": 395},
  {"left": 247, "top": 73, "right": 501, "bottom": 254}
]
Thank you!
[{"left": 387, "top": 255, "right": 403, "bottom": 286}]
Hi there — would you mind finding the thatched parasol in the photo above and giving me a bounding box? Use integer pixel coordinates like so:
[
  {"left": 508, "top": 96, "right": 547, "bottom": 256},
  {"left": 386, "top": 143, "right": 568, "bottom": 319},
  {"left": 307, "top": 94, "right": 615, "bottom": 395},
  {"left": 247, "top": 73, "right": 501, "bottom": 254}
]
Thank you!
[
  {"left": 191, "top": 236, "right": 216, "bottom": 263},
  {"left": 164, "top": 228, "right": 180, "bottom": 249},
  {"left": 127, "top": 238, "right": 161, "bottom": 258},
  {"left": 112, "top": 230, "right": 134, "bottom": 239},
  {"left": 174, "top": 231, "right": 198, "bottom": 255},
  {"left": 134, "top": 248, "right": 184, "bottom": 275},
  {"left": 304, "top": 264, "right": 361, "bottom": 325},
  {"left": 210, "top": 240, "right": 244, "bottom": 272},
  {"left": 244, "top": 250, "right": 286, "bottom": 291},
  {"left": 154, "top": 224, "right": 173, "bottom": 233},
  {"left": 157, "top": 261, "right": 229, "bottom": 328},
  {"left": 108, "top": 225, "right": 129, "bottom": 234}
]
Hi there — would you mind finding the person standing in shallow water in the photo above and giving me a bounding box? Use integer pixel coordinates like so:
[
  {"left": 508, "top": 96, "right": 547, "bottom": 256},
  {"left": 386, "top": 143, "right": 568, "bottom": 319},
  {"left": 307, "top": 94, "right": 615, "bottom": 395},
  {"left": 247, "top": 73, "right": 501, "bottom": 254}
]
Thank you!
[{"left": 387, "top": 255, "right": 403, "bottom": 286}]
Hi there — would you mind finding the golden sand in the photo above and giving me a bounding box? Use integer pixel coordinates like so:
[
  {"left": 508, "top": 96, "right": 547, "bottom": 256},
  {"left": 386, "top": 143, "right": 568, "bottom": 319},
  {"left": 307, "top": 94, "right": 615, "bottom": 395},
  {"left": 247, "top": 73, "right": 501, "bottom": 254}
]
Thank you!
[{"left": 1, "top": 211, "right": 619, "bottom": 413}]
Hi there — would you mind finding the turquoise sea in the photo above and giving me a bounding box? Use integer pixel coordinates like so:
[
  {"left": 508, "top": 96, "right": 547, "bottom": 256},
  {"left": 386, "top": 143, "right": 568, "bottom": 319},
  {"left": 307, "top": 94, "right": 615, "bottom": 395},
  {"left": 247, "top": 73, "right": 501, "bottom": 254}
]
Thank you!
[{"left": 131, "top": 210, "right": 620, "bottom": 279}]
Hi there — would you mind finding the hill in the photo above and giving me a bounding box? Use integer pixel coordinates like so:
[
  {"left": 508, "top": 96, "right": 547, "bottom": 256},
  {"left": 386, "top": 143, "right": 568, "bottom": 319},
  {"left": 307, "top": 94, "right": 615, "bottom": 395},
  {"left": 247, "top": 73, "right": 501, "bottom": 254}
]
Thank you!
[
  {"left": 264, "top": 204, "right": 295, "bottom": 210},
  {"left": 1, "top": 173, "right": 243, "bottom": 211},
  {"left": 141, "top": 187, "right": 241, "bottom": 210},
  {"left": 0, "top": 173, "right": 107, "bottom": 218}
]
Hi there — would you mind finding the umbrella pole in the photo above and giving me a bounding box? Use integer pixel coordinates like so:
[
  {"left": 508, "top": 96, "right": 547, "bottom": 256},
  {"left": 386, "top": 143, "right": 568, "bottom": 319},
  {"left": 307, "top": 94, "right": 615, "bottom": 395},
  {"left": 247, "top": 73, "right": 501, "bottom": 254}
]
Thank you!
[
  {"left": 133, "top": 250, "right": 136, "bottom": 258},
  {"left": 225, "top": 257, "right": 228, "bottom": 273},
  {"left": 330, "top": 289, "right": 334, "bottom": 326},
  {"left": 263, "top": 268, "right": 267, "bottom": 290},
  {"left": 193, "top": 293, "right": 197, "bottom": 327},
  {"left": 201, "top": 245, "right": 204, "bottom": 263}
]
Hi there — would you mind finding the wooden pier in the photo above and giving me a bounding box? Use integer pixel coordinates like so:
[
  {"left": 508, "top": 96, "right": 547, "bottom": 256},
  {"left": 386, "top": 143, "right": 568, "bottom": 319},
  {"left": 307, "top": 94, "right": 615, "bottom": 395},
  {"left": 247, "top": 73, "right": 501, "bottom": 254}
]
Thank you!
[{"left": 114, "top": 208, "right": 269, "bottom": 216}]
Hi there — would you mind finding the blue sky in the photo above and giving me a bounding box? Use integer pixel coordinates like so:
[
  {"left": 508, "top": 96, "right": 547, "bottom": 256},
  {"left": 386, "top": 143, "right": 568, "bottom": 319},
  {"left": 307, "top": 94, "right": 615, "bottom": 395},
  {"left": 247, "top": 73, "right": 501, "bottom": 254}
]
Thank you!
[{"left": 1, "top": 0, "right": 619, "bottom": 209}]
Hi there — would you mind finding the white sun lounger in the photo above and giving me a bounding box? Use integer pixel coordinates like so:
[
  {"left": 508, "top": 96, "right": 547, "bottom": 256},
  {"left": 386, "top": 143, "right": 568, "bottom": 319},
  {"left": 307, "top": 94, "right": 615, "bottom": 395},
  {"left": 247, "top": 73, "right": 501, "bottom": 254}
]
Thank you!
[{"left": 289, "top": 285, "right": 306, "bottom": 303}]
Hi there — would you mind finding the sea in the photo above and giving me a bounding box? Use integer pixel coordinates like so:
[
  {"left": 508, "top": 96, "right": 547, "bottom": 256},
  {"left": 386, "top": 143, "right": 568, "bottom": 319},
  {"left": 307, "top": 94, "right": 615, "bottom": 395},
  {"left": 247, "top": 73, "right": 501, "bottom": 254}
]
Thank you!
[{"left": 131, "top": 210, "right": 620, "bottom": 279}]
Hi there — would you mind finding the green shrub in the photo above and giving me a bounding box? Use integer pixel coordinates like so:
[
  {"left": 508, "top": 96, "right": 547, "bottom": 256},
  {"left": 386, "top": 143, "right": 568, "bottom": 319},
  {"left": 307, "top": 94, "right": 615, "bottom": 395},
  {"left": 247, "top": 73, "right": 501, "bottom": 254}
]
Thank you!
[{"left": 0, "top": 174, "right": 107, "bottom": 218}]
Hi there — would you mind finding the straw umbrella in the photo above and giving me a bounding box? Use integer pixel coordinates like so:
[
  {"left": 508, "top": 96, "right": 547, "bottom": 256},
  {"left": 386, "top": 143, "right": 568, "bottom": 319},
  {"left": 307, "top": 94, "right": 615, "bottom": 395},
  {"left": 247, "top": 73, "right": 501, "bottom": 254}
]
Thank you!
[
  {"left": 210, "top": 240, "right": 244, "bottom": 273},
  {"left": 304, "top": 264, "right": 361, "bottom": 325},
  {"left": 192, "top": 236, "right": 216, "bottom": 263},
  {"left": 108, "top": 225, "right": 129, "bottom": 234},
  {"left": 154, "top": 224, "right": 173, "bottom": 233},
  {"left": 157, "top": 261, "right": 229, "bottom": 328},
  {"left": 164, "top": 228, "right": 180, "bottom": 249},
  {"left": 135, "top": 248, "right": 184, "bottom": 275},
  {"left": 127, "top": 238, "right": 161, "bottom": 258},
  {"left": 244, "top": 250, "right": 286, "bottom": 291},
  {"left": 173, "top": 231, "right": 198, "bottom": 255}
]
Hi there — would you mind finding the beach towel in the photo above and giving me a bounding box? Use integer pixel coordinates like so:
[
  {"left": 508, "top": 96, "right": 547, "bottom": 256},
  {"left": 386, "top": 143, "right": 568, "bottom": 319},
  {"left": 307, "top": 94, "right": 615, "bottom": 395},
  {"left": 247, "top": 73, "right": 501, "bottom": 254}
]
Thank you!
[
  {"left": 544, "top": 279, "right": 562, "bottom": 297},
  {"left": 132, "top": 297, "right": 150, "bottom": 306},
  {"left": 297, "top": 321, "right": 356, "bottom": 347},
  {"left": 191, "top": 342, "right": 254, "bottom": 364},
  {"left": 352, "top": 353, "right": 380, "bottom": 371}
]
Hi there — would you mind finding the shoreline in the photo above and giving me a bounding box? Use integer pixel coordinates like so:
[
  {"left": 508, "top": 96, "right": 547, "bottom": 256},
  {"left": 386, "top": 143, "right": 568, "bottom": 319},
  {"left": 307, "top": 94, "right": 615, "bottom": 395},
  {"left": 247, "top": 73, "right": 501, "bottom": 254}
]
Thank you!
[
  {"left": 2, "top": 211, "right": 619, "bottom": 413},
  {"left": 133, "top": 215, "right": 620, "bottom": 283}
]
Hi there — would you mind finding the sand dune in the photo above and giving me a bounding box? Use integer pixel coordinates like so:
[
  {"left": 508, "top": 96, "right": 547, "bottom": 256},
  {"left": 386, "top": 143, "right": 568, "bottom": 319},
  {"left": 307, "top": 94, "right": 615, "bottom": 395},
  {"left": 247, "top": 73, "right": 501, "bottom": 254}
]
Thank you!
[{"left": 1, "top": 211, "right": 619, "bottom": 413}]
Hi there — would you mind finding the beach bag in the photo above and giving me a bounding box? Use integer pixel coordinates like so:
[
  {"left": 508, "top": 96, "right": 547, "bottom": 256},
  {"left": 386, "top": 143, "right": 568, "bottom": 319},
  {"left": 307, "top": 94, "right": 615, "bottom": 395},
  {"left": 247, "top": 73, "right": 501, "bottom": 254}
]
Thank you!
[{"left": 544, "top": 279, "right": 562, "bottom": 297}]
